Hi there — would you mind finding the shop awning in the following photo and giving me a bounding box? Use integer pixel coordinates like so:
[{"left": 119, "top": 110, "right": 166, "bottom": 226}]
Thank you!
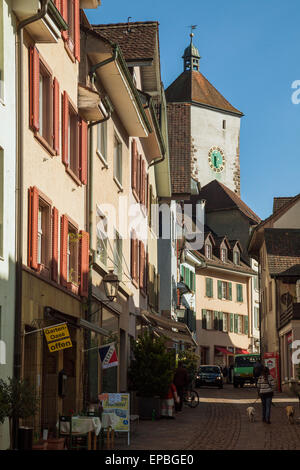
[
  {"left": 215, "top": 347, "right": 232, "bottom": 355},
  {"left": 236, "top": 349, "right": 249, "bottom": 355},
  {"left": 140, "top": 312, "right": 197, "bottom": 347}
]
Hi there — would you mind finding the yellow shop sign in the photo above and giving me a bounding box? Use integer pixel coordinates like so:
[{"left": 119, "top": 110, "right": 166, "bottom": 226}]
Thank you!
[{"left": 44, "top": 323, "right": 72, "bottom": 353}]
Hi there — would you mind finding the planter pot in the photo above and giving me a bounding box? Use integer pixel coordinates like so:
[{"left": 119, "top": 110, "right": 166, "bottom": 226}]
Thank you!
[
  {"left": 32, "top": 441, "right": 48, "bottom": 450},
  {"left": 47, "top": 437, "right": 65, "bottom": 450},
  {"left": 138, "top": 396, "right": 161, "bottom": 420}
]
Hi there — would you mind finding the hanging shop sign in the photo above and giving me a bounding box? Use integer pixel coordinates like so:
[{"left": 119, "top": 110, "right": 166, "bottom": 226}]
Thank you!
[
  {"left": 44, "top": 323, "right": 72, "bottom": 353},
  {"left": 98, "top": 342, "right": 118, "bottom": 369}
]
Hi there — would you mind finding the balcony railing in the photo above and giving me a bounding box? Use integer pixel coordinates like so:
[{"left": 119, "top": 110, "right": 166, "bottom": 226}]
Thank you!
[{"left": 280, "top": 303, "right": 300, "bottom": 328}]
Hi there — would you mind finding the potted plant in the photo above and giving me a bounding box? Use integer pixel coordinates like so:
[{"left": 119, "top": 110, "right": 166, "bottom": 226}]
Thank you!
[
  {"left": 0, "top": 377, "right": 39, "bottom": 449},
  {"left": 128, "top": 332, "right": 174, "bottom": 419}
]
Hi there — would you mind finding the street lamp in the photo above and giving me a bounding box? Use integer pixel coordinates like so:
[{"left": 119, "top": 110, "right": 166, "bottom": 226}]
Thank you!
[{"left": 103, "top": 270, "right": 120, "bottom": 301}]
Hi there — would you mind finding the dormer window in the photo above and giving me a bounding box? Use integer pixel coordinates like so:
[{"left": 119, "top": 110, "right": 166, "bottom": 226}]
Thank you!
[
  {"left": 205, "top": 244, "right": 212, "bottom": 259},
  {"left": 221, "top": 248, "right": 227, "bottom": 263},
  {"left": 233, "top": 250, "right": 240, "bottom": 265}
]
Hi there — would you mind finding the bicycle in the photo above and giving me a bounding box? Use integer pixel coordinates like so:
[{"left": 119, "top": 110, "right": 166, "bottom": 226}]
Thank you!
[{"left": 182, "top": 389, "right": 199, "bottom": 408}]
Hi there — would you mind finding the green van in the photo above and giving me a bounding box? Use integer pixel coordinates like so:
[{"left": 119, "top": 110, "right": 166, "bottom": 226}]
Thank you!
[{"left": 233, "top": 354, "right": 260, "bottom": 388}]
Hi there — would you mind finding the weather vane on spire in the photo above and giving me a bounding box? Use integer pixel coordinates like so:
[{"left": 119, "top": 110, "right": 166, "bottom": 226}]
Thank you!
[{"left": 189, "top": 25, "right": 197, "bottom": 41}]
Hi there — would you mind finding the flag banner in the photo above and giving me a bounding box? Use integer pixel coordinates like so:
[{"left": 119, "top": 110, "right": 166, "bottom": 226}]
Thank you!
[{"left": 99, "top": 342, "right": 118, "bottom": 369}]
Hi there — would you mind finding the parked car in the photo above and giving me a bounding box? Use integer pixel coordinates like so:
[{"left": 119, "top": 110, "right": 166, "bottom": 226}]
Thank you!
[{"left": 195, "top": 365, "right": 223, "bottom": 389}]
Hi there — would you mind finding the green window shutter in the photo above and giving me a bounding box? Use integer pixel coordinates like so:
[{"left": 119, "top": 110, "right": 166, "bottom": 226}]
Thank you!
[
  {"left": 219, "top": 312, "right": 223, "bottom": 331},
  {"left": 230, "top": 313, "right": 233, "bottom": 332},
  {"left": 218, "top": 280, "right": 222, "bottom": 299},
  {"left": 244, "top": 316, "right": 249, "bottom": 335},
  {"left": 206, "top": 278, "right": 213, "bottom": 298},
  {"left": 237, "top": 284, "right": 243, "bottom": 302},
  {"left": 234, "top": 314, "right": 238, "bottom": 333},
  {"left": 214, "top": 311, "right": 219, "bottom": 330},
  {"left": 210, "top": 278, "right": 213, "bottom": 297},
  {"left": 180, "top": 265, "right": 184, "bottom": 280},
  {"left": 228, "top": 282, "right": 232, "bottom": 301}
]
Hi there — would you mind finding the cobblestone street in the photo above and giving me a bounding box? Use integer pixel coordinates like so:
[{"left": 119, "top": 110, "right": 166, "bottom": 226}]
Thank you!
[{"left": 117, "top": 385, "right": 300, "bottom": 451}]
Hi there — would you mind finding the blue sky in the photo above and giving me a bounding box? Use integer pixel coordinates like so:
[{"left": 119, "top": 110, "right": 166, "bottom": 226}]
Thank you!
[{"left": 86, "top": 0, "right": 300, "bottom": 220}]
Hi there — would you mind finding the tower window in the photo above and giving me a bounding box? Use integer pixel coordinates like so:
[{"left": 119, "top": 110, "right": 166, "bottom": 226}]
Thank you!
[{"left": 222, "top": 120, "right": 226, "bottom": 130}]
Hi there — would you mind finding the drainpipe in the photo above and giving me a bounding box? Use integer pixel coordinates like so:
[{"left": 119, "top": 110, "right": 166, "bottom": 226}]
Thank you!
[{"left": 14, "top": 0, "right": 50, "bottom": 449}]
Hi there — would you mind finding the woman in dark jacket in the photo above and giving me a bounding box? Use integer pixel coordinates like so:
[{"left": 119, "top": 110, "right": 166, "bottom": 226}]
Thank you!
[{"left": 257, "top": 367, "right": 275, "bottom": 424}]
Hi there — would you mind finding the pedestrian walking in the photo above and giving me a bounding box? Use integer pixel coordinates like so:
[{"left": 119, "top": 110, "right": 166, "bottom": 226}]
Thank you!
[
  {"left": 161, "top": 383, "right": 179, "bottom": 419},
  {"left": 173, "top": 361, "right": 189, "bottom": 412},
  {"left": 257, "top": 366, "right": 275, "bottom": 424}
]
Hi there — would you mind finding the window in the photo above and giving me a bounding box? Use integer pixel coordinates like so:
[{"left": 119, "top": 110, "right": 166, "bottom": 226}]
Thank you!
[
  {"left": 0, "top": 0, "right": 3, "bottom": 100},
  {"left": 0, "top": 148, "right": 3, "bottom": 257},
  {"left": 243, "top": 315, "right": 249, "bottom": 335},
  {"left": 97, "top": 121, "right": 107, "bottom": 163},
  {"left": 202, "top": 309, "right": 207, "bottom": 329},
  {"left": 222, "top": 120, "right": 226, "bottom": 130},
  {"left": 114, "top": 231, "right": 122, "bottom": 279},
  {"left": 206, "top": 278, "right": 213, "bottom": 298},
  {"left": 96, "top": 218, "right": 107, "bottom": 266},
  {"left": 114, "top": 135, "right": 122, "bottom": 186},
  {"left": 39, "top": 62, "right": 52, "bottom": 146},
  {"left": 67, "top": 223, "right": 79, "bottom": 284},
  {"left": 37, "top": 201, "right": 50, "bottom": 267},
  {"left": 205, "top": 243, "right": 212, "bottom": 259},
  {"left": 223, "top": 313, "right": 228, "bottom": 332},
  {"left": 254, "top": 307, "right": 259, "bottom": 329},
  {"left": 206, "top": 310, "right": 213, "bottom": 330},
  {"left": 234, "top": 314, "right": 239, "bottom": 333},
  {"left": 221, "top": 248, "right": 227, "bottom": 262},
  {"left": 253, "top": 275, "right": 259, "bottom": 290},
  {"left": 67, "top": 0, "right": 75, "bottom": 54},
  {"left": 238, "top": 315, "right": 243, "bottom": 334},
  {"left": 233, "top": 250, "right": 240, "bottom": 265},
  {"left": 218, "top": 280, "right": 232, "bottom": 300},
  {"left": 237, "top": 284, "right": 243, "bottom": 303}
]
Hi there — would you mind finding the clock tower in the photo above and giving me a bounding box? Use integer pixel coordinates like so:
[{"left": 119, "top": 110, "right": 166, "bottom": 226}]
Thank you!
[{"left": 166, "top": 34, "right": 243, "bottom": 196}]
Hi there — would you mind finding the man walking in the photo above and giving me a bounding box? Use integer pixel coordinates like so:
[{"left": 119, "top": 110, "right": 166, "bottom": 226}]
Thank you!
[{"left": 173, "top": 361, "right": 189, "bottom": 412}]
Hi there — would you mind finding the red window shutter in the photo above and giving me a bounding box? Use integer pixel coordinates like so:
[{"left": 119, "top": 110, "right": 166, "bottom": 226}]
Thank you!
[
  {"left": 60, "top": 215, "right": 68, "bottom": 287},
  {"left": 62, "top": 91, "right": 69, "bottom": 166},
  {"left": 61, "top": 0, "right": 68, "bottom": 41},
  {"left": 52, "top": 207, "right": 59, "bottom": 282},
  {"left": 146, "top": 172, "right": 149, "bottom": 213},
  {"left": 131, "top": 139, "right": 137, "bottom": 191},
  {"left": 141, "top": 159, "right": 146, "bottom": 206},
  {"left": 53, "top": 78, "right": 60, "bottom": 154},
  {"left": 74, "top": 0, "right": 80, "bottom": 62},
  {"left": 134, "top": 238, "right": 138, "bottom": 283},
  {"left": 28, "top": 186, "right": 39, "bottom": 270},
  {"left": 139, "top": 241, "right": 145, "bottom": 290},
  {"left": 79, "top": 230, "right": 89, "bottom": 297},
  {"left": 131, "top": 234, "right": 135, "bottom": 280},
  {"left": 29, "top": 47, "right": 39, "bottom": 132},
  {"left": 80, "top": 119, "right": 88, "bottom": 184}
]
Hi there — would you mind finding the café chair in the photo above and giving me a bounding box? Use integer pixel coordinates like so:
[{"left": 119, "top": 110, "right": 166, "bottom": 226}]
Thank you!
[{"left": 58, "top": 415, "right": 89, "bottom": 450}]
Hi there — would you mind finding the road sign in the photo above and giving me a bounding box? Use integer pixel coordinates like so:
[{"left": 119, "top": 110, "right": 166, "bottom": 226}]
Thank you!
[{"left": 44, "top": 323, "right": 72, "bottom": 353}]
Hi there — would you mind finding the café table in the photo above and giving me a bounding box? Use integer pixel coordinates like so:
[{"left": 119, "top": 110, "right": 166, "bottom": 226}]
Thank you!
[{"left": 58, "top": 415, "right": 101, "bottom": 450}]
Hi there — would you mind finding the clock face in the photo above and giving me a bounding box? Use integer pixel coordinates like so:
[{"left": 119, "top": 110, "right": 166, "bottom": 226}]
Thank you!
[{"left": 208, "top": 147, "right": 225, "bottom": 173}]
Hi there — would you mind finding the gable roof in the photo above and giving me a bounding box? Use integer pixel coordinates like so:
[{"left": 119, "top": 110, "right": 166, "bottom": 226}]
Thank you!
[
  {"left": 194, "top": 180, "right": 261, "bottom": 224},
  {"left": 166, "top": 70, "right": 243, "bottom": 117},
  {"left": 265, "top": 229, "right": 300, "bottom": 276},
  {"left": 91, "top": 21, "right": 159, "bottom": 61}
]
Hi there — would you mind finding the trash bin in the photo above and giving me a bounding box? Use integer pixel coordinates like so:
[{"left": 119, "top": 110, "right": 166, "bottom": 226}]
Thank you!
[{"left": 18, "top": 426, "right": 33, "bottom": 450}]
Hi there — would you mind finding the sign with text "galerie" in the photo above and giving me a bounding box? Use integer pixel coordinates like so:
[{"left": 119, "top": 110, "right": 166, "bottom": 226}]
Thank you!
[{"left": 44, "top": 323, "right": 72, "bottom": 353}]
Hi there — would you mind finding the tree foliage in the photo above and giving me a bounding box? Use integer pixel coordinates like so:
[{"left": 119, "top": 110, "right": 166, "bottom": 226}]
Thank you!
[
  {"left": 0, "top": 377, "right": 39, "bottom": 421},
  {"left": 128, "top": 332, "right": 174, "bottom": 398}
]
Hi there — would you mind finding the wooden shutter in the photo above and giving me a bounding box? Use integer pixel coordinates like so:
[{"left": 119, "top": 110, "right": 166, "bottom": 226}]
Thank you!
[
  {"left": 131, "top": 139, "right": 137, "bottom": 192},
  {"left": 74, "top": 0, "right": 80, "bottom": 61},
  {"left": 146, "top": 172, "right": 149, "bottom": 213},
  {"left": 230, "top": 313, "right": 233, "bottom": 332},
  {"left": 177, "top": 288, "right": 180, "bottom": 307},
  {"left": 80, "top": 119, "right": 88, "bottom": 184},
  {"left": 136, "top": 154, "right": 141, "bottom": 200},
  {"left": 218, "top": 280, "right": 222, "bottom": 299},
  {"left": 219, "top": 312, "right": 223, "bottom": 331},
  {"left": 228, "top": 282, "right": 232, "bottom": 301},
  {"left": 130, "top": 232, "right": 135, "bottom": 280},
  {"left": 244, "top": 315, "right": 249, "bottom": 335},
  {"left": 61, "top": 0, "right": 68, "bottom": 41},
  {"left": 141, "top": 159, "right": 146, "bottom": 206},
  {"left": 139, "top": 241, "right": 145, "bottom": 290},
  {"left": 29, "top": 47, "right": 39, "bottom": 132},
  {"left": 206, "top": 278, "right": 213, "bottom": 298},
  {"left": 234, "top": 314, "right": 238, "bottom": 333},
  {"left": 53, "top": 78, "right": 60, "bottom": 154},
  {"left": 62, "top": 91, "right": 69, "bottom": 166},
  {"left": 28, "top": 186, "right": 39, "bottom": 270},
  {"left": 202, "top": 309, "right": 207, "bottom": 329},
  {"left": 52, "top": 207, "right": 59, "bottom": 282},
  {"left": 214, "top": 311, "right": 219, "bottom": 330},
  {"left": 60, "top": 215, "right": 68, "bottom": 287},
  {"left": 79, "top": 230, "right": 89, "bottom": 297}
]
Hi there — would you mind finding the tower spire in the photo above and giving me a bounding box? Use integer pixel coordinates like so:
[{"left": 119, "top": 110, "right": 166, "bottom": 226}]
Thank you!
[{"left": 183, "top": 26, "right": 201, "bottom": 72}]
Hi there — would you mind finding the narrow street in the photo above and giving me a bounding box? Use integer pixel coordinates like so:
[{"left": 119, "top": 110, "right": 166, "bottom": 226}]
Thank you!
[{"left": 117, "top": 385, "right": 300, "bottom": 451}]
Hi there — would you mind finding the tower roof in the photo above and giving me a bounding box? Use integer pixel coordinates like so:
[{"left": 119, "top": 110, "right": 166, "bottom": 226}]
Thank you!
[{"left": 166, "top": 70, "right": 243, "bottom": 116}]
